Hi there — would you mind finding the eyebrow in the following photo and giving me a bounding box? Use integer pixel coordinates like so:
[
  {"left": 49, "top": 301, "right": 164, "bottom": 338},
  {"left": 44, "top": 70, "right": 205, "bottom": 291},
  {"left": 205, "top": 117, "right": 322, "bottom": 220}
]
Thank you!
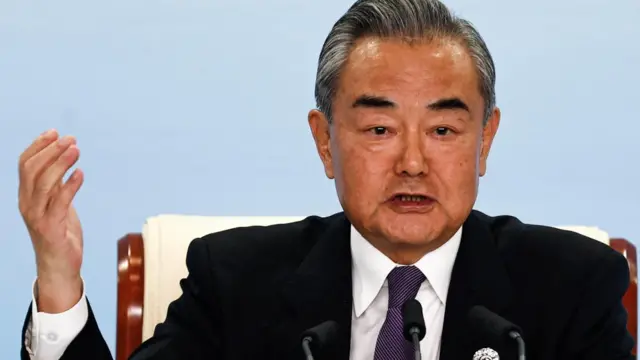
[
  {"left": 352, "top": 94, "right": 395, "bottom": 108},
  {"left": 427, "top": 97, "right": 470, "bottom": 112},
  {"left": 351, "top": 94, "right": 470, "bottom": 113}
]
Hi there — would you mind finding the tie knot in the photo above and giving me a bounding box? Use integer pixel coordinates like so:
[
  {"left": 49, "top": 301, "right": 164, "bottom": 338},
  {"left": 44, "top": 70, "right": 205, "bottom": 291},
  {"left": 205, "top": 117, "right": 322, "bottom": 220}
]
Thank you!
[{"left": 387, "top": 266, "right": 425, "bottom": 308}]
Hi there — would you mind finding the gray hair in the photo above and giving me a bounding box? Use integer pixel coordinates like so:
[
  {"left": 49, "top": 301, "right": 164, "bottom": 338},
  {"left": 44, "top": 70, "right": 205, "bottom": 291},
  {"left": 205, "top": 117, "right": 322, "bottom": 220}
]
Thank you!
[{"left": 314, "top": 0, "right": 496, "bottom": 124}]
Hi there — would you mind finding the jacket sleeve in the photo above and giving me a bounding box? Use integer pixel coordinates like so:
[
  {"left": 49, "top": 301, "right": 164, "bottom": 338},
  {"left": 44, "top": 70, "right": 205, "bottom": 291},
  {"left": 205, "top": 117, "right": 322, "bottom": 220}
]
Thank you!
[
  {"left": 21, "top": 298, "right": 112, "bottom": 360},
  {"left": 562, "top": 249, "right": 636, "bottom": 359}
]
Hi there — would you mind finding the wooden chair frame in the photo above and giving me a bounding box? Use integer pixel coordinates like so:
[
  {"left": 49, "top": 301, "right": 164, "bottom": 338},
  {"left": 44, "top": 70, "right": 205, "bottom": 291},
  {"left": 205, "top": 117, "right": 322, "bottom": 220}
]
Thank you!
[
  {"left": 116, "top": 234, "right": 144, "bottom": 360},
  {"left": 115, "top": 234, "right": 637, "bottom": 360}
]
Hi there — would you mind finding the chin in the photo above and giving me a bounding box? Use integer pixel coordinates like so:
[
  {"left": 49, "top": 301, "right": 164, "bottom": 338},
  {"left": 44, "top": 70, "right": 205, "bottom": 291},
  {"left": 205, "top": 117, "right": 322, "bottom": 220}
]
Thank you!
[
  {"left": 378, "top": 213, "right": 446, "bottom": 245},
  {"left": 383, "top": 226, "right": 440, "bottom": 245},
  {"left": 379, "top": 215, "right": 430, "bottom": 245}
]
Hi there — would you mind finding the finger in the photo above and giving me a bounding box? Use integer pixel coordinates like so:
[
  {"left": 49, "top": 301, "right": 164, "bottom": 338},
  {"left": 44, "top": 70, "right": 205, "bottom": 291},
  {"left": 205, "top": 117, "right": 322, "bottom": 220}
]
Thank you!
[
  {"left": 18, "top": 131, "right": 59, "bottom": 199},
  {"left": 49, "top": 174, "right": 65, "bottom": 198},
  {"left": 18, "top": 131, "right": 59, "bottom": 217},
  {"left": 46, "top": 179, "right": 64, "bottom": 211},
  {"left": 48, "top": 168, "right": 84, "bottom": 222},
  {"left": 48, "top": 164, "right": 72, "bottom": 209},
  {"left": 19, "top": 130, "right": 59, "bottom": 170},
  {"left": 31, "top": 144, "right": 80, "bottom": 216},
  {"left": 20, "top": 136, "right": 77, "bottom": 201}
]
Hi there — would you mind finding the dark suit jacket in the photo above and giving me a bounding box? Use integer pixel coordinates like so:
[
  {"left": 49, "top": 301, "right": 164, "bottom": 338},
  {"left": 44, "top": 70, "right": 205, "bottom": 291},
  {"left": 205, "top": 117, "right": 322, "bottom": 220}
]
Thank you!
[{"left": 21, "top": 210, "right": 635, "bottom": 360}]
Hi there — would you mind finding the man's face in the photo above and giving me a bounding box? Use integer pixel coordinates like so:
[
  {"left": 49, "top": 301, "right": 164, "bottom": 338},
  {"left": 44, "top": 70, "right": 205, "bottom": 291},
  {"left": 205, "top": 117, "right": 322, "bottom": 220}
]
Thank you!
[{"left": 309, "top": 37, "right": 500, "bottom": 258}]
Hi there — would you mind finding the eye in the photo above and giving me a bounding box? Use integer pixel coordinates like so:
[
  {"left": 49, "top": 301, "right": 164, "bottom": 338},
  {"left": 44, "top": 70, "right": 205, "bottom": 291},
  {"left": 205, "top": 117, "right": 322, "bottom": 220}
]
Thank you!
[
  {"left": 369, "top": 127, "right": 388, "bottom": 136},
  {"left": 434, "top": 127, "right": 452, "bottom": 136}
]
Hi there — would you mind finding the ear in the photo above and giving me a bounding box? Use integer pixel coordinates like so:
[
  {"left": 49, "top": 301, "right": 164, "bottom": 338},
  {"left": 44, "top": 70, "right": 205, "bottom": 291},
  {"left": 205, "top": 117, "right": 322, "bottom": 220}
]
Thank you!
[
  {"left": 479, "top": 107, "right": 500, "bottom": 177},
  {"left": 308, "top": 109, "right": 334, "bottom": 179}
]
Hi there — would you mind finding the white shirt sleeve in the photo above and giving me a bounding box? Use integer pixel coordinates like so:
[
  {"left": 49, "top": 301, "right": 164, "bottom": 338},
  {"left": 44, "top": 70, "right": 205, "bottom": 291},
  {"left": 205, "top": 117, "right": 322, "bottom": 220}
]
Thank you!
[{"left": 24, "top": 278, "right": 89, "bottom": 360}]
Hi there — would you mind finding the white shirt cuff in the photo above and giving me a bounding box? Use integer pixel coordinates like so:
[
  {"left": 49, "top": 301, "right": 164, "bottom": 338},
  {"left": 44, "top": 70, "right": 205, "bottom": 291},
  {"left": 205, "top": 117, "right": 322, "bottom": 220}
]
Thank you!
[{"left": 24, "top": 278, "right": 89, "bottom": 360}]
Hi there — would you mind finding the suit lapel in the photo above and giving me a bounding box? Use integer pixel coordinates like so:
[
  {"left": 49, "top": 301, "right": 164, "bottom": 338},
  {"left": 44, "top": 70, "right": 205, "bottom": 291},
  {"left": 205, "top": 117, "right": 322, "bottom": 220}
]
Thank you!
[
  {"left": 440, "top": 210, "right": 514, "bottom": 360},
  {"left": 267, "top": 213, "right": 353, "bottom": 360},
  {"left": 261, "top": 210, "right": 513, "bottom": 360}
]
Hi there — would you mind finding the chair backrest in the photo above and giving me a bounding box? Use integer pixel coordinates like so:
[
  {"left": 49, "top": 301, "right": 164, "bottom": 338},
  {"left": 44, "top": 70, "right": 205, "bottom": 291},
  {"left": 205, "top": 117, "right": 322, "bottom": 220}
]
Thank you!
[
  {"left": 140, "top": 215, "right": 304, "bottom": 340},
  {"left": 115, "top": 217, "right": 637, "bottom": 360}
]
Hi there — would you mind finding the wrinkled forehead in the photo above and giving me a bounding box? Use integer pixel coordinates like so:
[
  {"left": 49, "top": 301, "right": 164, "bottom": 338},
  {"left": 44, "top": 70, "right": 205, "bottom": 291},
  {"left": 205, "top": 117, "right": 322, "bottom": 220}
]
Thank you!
[{"left": 334, "top": 36, "right": 484, "bottom": 112}]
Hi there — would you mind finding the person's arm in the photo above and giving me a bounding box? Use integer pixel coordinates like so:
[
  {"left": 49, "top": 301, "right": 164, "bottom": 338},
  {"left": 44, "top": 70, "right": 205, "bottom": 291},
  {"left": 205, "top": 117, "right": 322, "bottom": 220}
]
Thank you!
[
  {"left": 128, "top": 238, "right": 222, "bottom": 360},
  {"left": 562, "top": 250, "right": 635, "bottom": 359},
  {"left": 17, "top": 130, "right": 110, "bottom": 360}
]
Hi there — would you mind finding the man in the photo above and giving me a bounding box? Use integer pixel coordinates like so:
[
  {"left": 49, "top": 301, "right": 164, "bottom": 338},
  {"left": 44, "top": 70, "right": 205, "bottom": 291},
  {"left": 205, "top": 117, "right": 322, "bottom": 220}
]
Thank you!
[{"left": 19, "top": 0, "right": 634, "bottom": 359}]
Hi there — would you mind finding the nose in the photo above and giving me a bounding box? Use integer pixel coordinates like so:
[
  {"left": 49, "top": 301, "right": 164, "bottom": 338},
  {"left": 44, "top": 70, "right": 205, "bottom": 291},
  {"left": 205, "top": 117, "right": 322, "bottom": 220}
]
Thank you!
[{"left": 395, "top": 131, "right": 427, "bottom": 177}]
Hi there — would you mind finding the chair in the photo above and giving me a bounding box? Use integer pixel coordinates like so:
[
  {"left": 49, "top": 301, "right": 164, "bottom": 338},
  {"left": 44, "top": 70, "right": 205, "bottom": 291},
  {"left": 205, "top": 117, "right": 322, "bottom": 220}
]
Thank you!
[
  {"left": 116, "top": 215, "right": 303, "bottom": 360},
  {"left": 115, "top": 216, "right": 637, "bottom": 360}
]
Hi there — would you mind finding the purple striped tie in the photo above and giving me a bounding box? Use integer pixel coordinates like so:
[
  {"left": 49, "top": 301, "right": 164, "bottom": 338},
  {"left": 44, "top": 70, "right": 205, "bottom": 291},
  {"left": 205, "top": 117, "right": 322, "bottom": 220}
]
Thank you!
[{"left": 373, "top": 266, "right": 426, "bottom": 360}]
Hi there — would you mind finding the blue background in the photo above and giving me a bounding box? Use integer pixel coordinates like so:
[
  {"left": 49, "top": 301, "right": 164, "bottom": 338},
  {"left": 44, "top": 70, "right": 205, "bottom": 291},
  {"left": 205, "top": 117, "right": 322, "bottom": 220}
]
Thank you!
[{"left": 1, "top": 0, "right": 638, "bottom": 357}]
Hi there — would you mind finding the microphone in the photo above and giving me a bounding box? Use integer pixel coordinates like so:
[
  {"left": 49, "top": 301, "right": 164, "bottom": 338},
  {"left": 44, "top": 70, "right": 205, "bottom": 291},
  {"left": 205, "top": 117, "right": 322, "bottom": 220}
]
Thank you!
[
  {"left": 300, "top": 320, "right": 339, "bottom": 360},
  {"left": 468, "top": 305, "right": 526, "bottom": 360},
  {"left": 402, "top": 299, "right": 426, "bottom": 360}
]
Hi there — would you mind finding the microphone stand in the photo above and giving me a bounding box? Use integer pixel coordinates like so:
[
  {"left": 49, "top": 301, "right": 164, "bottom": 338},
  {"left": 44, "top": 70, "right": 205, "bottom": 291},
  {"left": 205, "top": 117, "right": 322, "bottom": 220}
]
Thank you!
[
  {"left": 509, "top": 331, "right": 526, "bottom": 360},
  {"left": 409, "top": 328, "right": 422, "bottom": 360},
  {"left": 301, "top": 336, "right": 314, "bottom": 360}
]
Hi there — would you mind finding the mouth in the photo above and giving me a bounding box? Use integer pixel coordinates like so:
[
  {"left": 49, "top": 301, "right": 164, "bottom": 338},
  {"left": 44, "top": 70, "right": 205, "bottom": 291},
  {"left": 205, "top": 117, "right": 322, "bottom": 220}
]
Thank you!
[
  {"left": 392, "top": 194, "right": 431, "bottom": 202},
  {"left": 386, "top": 193, "right": 436, "bottom": 213}
]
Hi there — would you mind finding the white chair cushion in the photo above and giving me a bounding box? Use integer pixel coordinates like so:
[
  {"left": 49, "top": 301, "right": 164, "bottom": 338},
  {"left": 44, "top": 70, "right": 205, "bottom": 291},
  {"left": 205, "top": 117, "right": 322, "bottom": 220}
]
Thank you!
[{"left": 141, "top": 215, "right": 304, "bottom": 340}]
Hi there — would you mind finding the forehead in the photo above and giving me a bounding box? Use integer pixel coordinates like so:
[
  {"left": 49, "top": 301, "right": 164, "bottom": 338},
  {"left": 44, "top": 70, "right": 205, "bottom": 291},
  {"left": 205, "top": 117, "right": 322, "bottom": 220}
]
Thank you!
[{"left": 336, "top": 36, "right": 482, "bottom": 106}]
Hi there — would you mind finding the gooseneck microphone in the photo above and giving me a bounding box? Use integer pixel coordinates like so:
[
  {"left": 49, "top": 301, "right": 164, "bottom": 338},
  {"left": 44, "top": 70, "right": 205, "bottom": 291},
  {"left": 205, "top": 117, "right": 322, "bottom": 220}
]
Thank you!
[
  {"left": 300, "top": 320, "right": 339, "bottom": 360},
  {"left": 469, "top": 305, "right": 526, "bottom": 360},
  {"left": 402, "top": 299, "right": 426, "bottom": 360}
]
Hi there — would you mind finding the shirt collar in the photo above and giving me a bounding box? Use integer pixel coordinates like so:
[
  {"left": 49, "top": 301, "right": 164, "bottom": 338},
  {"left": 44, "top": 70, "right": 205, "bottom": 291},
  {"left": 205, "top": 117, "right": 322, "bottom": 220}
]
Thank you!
[{"left": 350, "top": 226, "right": 462, "bottom": 317}]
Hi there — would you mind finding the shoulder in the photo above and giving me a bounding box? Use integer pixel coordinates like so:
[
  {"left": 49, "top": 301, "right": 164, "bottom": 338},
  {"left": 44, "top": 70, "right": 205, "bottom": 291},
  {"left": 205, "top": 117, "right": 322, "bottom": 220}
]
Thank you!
[
  {"left": 185, "top": 213, "right": 344, "bottom": 278},
  {"left": 474, "top": 210, "right": 629, "bottom": 282},
  {"left": 200, "top": 213, "right": 340, "bottom": 255}
]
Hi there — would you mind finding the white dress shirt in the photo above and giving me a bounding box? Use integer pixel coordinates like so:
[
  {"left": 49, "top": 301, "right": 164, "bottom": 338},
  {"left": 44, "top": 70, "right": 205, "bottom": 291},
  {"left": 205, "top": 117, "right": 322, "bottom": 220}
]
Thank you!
[
  {"left": 25, "top": 226, "right": 461, "bottom": 360},
  {"left": 349, "top": 226, "right": 462, "bottom": 360}
]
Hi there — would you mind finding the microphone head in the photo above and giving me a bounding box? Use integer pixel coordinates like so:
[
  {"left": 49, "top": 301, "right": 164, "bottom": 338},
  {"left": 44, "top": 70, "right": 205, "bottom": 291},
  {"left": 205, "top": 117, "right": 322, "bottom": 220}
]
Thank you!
[
  {"left": 301, "top": 320, "right": 339, "bottom": 349},
  {"left": 468, "top": 305, "right": 522, "bottom": 343},
  {"left": 402, "top": 299, "right": 426, "bottom": 341}
]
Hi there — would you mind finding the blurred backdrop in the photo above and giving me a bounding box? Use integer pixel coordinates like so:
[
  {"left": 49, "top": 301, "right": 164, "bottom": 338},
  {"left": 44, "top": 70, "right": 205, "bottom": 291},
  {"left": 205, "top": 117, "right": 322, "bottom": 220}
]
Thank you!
[{"left": 1, "top": 0, "right": 639, "bottom": 357}]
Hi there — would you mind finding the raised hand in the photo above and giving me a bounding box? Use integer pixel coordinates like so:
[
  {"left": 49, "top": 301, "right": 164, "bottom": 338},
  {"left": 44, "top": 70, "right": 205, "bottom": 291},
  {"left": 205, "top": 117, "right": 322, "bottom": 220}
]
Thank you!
[{"left": 18, "top": 129, "right": 85, "bottom": 313}]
